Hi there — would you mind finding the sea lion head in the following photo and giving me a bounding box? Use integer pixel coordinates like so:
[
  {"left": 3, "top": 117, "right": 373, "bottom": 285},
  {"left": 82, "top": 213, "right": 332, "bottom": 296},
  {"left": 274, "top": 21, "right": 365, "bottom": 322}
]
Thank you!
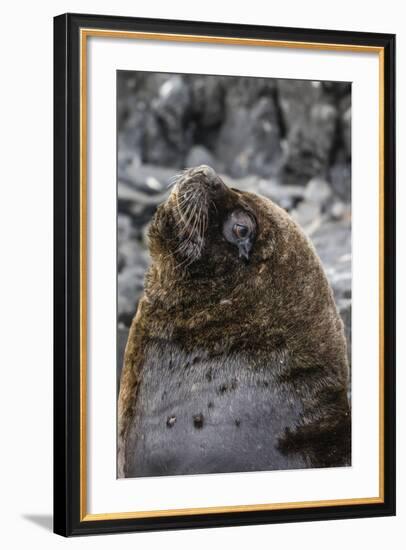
[{"left": 148, "top": 165, "right": 286, "bottom": 279}]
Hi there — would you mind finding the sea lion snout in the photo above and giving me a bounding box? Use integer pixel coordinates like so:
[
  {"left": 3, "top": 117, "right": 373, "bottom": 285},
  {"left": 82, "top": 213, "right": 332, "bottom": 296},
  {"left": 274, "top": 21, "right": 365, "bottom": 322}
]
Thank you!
[
  {"left": 194, "top": 164, "right": 224, "bottom": 192},
  {"left": 175, "top": 164, "right": 226, "bottom": 198}
]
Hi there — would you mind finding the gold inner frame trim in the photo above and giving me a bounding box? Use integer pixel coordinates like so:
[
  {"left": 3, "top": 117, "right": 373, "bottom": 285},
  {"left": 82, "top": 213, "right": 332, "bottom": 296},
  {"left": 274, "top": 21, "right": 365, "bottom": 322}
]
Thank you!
[{"left": 79, "top": 28, "right": 385, "bottom": 522}]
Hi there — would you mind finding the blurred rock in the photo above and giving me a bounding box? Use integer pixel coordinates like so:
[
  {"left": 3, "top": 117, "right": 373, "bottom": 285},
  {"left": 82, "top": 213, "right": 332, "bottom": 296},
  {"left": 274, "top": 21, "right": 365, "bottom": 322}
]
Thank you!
[
  {"left": 118, "top": 261, "right": 148, "bottom": 327},
  {"left": 119, "top": 238, "right": 145, "bottom": 270},
  {"left": 214, "top": 77, "right": 282, "bottom": 177},
  {"left": 118, "top": 213, "right": 134, "bottom": 244},
  {"left": 117, "top": 165, "right": 174, "bottom": 228},
  {"left": 224, "top": 76, "right": 276, "bottom": 109},
  {"left": 304, "top": 178, "right": 332, "bottom": 207},
  {"left": 144, "top": 76, "right": 193, "bottom": 167},
  {"left": 117, "top": 215, "right": 136, "bottom": 271},
  {"left": 291, "top": 201, "right": 321, "bottom": 230},
  {"left": 117, "top": 231, "right": 149, "bottom": 327},
  {"left": 185, "top": 145, "right": 218, "bottom": 170},
  {"left": 322, "top": 81, "right": 351, "bottom": 100},
  {"left": 121, "top": 163, "right": 173, "bottom": 192},
  {"left": 258, "top": 179, "right": 305, "bottom": 211},
  {"left": 217, "top": 96, "right": 281, "bottom": 178},
  {"left": 288, "top": 177, "right": 333, "bottom": 231},
  {"left": 119, "top": 106, "right": 149, "bottom": 158},
  {"left": 337, "top": 92, "right": 351, "bottom": 160},
  {"left": 189, "top": 75, "right": 224, "bottom": 128},
  {"left": 330, "top": 162, "right": 351, "bottom": 203},
  {"left": 341, "top": 106, "right": 352, "bottom": 159},
  {"left": 312, "top": 220, "right": 351, "bottom": 297},
  {"left": 282, "top": 102, "right": 338, "bottom": 185},
  {"left": 277, "top": 80, "right": 323, "bottom": 131},
  {"left": 221, "top": 174, "right": 260, "bottom": 193},
  {"left": 330, "top": 200, "right": 351, "bottom": 221},
  {"left": 143, "top": 112, "right": 187, "bottom": 168}
]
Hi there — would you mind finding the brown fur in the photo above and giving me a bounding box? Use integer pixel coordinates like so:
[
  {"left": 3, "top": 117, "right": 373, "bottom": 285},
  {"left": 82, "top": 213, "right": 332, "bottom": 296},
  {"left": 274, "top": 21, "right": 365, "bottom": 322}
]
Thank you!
[{"left": 118, "top": 166, "right": 350, "bottom": 476}]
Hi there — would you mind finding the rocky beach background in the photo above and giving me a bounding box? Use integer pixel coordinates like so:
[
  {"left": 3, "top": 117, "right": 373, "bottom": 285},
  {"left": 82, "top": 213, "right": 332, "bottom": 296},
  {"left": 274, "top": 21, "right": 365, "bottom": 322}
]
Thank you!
[{"left": 117, "top": 72, "right": 352, "bottom": 390}]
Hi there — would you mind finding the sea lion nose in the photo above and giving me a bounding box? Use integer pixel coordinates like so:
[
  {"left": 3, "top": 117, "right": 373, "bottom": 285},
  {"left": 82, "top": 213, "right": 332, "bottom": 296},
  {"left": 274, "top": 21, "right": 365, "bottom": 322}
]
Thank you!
[
  {"left": 198, "top": 164, "right": 216, "bottom": 178},
  {"left": 196, "top": 165, "right": 224, "bottom": 193}
]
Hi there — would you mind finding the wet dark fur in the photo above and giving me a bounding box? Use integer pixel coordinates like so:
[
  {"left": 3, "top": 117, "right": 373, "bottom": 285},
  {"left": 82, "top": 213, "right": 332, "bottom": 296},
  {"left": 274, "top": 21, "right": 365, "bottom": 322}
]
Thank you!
[{"left": 118, "top": 165, "right": 351, "bottom": 478}]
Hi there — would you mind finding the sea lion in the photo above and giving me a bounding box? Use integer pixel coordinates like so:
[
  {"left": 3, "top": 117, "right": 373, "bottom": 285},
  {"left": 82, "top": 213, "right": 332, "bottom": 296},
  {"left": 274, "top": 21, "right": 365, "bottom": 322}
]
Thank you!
[{"left": 118, "top": 164, "right": 351, "bottom": 478}]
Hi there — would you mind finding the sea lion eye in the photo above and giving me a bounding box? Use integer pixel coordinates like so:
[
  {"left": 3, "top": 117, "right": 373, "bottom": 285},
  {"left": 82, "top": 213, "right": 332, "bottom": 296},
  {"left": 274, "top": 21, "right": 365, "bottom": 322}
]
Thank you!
[
  {"left": 223, "top": 210, "right": 256, "bottom": 261},
  {"left": 233, "top": 223, "right": 249, "bottom": 240}
]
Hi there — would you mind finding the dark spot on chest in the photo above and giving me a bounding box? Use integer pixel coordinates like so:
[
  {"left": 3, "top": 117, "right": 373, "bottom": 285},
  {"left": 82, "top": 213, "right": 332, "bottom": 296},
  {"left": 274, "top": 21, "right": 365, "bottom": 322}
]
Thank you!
[
  {"left": 166, "top": 415, "right": 176, "bottom": 428},
  {"left": 218, "top": 378, "right": 238, "bottom": 395},
  {"left": 193, "top": 413, "right": 204, "bottom": 429}
]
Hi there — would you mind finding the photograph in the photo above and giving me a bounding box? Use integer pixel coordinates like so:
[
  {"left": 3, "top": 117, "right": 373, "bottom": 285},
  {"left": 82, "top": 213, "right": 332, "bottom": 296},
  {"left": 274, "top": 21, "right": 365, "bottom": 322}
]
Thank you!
[
  {"left": 1, "top": 0, "right": 401, "bottom": 544},
  {"left": 52, "top": 12, "right": 395, "bottom": 536},
  {"left": 116, "top": 71, "right": 352, "bottom": 479}
]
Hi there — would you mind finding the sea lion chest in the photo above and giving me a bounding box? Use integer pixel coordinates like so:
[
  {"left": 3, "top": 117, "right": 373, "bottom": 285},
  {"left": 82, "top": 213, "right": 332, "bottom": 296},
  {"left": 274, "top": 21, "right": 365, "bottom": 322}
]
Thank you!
[{"left": 124, "top": 341, "right": 307, "bottom": 477}]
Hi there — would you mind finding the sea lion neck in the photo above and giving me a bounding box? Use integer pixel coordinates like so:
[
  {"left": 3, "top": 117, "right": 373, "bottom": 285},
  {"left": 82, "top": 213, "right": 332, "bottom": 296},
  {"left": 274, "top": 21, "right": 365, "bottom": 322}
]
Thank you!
[{"left": 143, "top": 257, "right": 244, "bottom": 311}]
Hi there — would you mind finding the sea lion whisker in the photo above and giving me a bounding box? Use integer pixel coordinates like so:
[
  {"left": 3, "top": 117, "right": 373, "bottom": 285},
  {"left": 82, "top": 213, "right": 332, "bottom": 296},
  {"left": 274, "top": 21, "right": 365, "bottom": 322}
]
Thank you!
[
  {"left": 174, "top": 247, "right": 200, "bottom": 270},
  {"left": 174, "top": 204, "right": 193, "bottom": 228},
  {"left": 177, "top": 186, "right": 200, "bottom": 209},
  {"left": 175, "top": 200, "right": 195, "bottom": 229},
  {"left": 179, "top": 190, "right": 203, "bottom": 231},
  {"left": 193, "top": 207, "right": 207, "bottom": 252},
  {"left": 173, "top": 234, "right": 199, "bottom": 262},
  {"left": 197, "top": 208, "right": 205, "bottom": 242},
  {"left": 177, "top": 196, "right": 193, "bottom": 209},
  {"left": 178, "top": 208, "right": 201, "bottom": 247},
  {"left": 177, "top": 207, "right": 206, "bottom": 259},
  {"left": 178, "top": 201, "right": 199, "bottom": 235},
  {"left": 166, "top": 184, "right": 208, "bottom": 264},
  {"left": 168, "top": 169, "right": 188, "bottom": 188},
  {"left": 175, "top": 193, "right": 193, "bottom": 211},
  {"left": 199, "top": 212, "right": 208, "bottom": 244},
  {"left": 175, "top": 191, "right": 199, "bottom": 229},
  {"left": 199, "top": 212, "right": 208, "bottom": 247},
  {"left": 175, "top": 189, "right": 194, "bottom": 205},
  {"left": 172, "top": 213, "right": 201, "bottom": 258}
]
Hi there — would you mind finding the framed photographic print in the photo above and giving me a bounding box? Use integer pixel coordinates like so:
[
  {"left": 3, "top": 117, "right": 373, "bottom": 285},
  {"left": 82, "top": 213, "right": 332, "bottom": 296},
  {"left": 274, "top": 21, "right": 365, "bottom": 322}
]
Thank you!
[{"left": 53, "top": 13, "right": 396, "bottom": 536}]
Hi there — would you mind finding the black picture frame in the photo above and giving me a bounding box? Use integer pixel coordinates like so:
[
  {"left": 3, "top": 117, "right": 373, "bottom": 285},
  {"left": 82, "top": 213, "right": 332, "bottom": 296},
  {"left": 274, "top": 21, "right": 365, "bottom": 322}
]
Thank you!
[{"left": 54, "top": 12, "right": 396, "bottom": 537}]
